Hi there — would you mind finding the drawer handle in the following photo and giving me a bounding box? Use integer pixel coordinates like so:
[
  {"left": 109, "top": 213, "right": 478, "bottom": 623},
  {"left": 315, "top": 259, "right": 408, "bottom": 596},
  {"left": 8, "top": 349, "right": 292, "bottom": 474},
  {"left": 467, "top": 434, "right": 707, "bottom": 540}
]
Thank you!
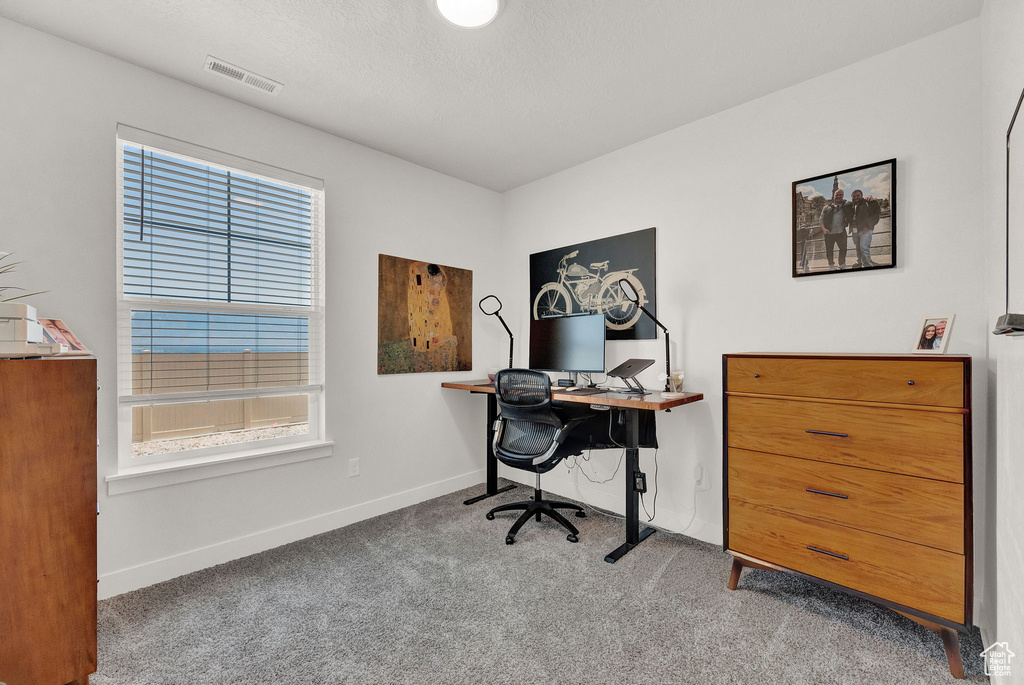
[
  {"left": 754, "top": 374, "right": 760, "bottom": 378},
  {"left": 805, "top": 487, "right": 849, "bottom": 499},
  {"left": 908, "top": 380, "right": 915, "bottom": 385},
  {"left": 805, "top": 429, "right": 848, "bottom": 438},
  {"left": 807, "top": 545, "right": 849, "bottom": 561}
]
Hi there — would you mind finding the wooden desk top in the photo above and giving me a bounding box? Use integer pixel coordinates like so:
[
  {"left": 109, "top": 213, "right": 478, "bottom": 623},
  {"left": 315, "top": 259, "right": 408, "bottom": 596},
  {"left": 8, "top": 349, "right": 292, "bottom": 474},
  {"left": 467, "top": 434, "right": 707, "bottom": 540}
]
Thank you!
[{"left": 441, "top": 379, "right": 704, "bottom": 411}]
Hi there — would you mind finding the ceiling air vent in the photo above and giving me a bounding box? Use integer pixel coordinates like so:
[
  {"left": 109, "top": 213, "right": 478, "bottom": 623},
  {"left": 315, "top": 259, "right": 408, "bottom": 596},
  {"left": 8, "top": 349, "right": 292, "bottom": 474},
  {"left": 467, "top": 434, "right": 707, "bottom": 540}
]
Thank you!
[{"left": 203, "top": 56, "right": 283, "bottom": 96}]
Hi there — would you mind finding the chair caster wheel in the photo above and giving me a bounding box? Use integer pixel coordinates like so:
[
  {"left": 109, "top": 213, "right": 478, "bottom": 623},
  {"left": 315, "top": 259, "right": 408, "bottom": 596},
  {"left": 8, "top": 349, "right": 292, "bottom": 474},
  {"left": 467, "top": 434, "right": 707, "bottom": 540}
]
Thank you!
[
  {"left": 486, "top": 512, "right": 495, "bottom": 520},
  {"left": 567, "top": 534, "right": 579, "bottom": 543},
  {"left": 505, "top": 536, "right": 515, "bottom": 545},
  {"left": 575, "top": 511, "right": 586, "bottom": 518}
]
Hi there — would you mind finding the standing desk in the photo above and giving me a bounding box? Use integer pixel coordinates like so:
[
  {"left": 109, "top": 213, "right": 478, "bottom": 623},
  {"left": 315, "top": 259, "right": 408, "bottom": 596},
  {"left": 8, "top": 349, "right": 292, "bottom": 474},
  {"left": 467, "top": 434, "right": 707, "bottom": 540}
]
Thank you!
[{"left": 441, "top": 380, "right": 704, "bottom": 563}]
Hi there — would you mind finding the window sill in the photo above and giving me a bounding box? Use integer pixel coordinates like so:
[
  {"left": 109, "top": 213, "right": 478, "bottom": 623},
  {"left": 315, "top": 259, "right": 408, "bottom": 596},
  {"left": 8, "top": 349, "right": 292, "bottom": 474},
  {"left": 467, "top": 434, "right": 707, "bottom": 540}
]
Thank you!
[{"left": 105, "top": 440, "right": 334, "bottom": 495}]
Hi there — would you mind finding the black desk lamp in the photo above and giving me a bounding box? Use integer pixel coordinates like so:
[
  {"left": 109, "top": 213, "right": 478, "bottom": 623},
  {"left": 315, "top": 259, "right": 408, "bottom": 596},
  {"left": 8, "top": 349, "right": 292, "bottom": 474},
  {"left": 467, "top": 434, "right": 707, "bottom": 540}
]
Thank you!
[
  {"left": 618, "top": 279, "right": 671, "bottom": 392},
  {"left": 479, "top": 295, "right": 514, "bottom": 368}
]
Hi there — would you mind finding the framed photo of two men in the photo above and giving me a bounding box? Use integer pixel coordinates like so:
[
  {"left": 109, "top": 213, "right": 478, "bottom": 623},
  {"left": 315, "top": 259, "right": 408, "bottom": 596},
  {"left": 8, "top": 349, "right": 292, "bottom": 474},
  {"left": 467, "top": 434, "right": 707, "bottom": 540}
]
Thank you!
[{"left": 792, "top": 158, "right": 897, "bottom": 278}]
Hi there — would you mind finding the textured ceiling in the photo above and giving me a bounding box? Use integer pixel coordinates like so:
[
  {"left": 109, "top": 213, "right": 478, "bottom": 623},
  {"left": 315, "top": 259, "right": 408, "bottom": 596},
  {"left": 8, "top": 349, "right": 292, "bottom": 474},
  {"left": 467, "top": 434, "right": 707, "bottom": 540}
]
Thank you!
[{"left": 0, "top": 0, "right": 983, "bottom": 191}]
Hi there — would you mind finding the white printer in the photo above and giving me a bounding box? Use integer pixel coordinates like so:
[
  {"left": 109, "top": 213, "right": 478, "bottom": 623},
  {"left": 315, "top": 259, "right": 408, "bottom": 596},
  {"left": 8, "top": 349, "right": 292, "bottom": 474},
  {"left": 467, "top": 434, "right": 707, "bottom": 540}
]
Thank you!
[{"left": 0, "top": 303, "right": 67, "bottom": 357}]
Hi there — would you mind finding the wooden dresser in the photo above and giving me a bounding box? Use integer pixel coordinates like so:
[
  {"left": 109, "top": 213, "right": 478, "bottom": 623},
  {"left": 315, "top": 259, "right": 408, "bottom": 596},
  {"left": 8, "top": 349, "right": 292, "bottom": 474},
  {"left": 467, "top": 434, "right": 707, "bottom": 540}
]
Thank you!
[
  {"left": 0, "top": 358, "right": 97, "bottom": 685},
  {"left": 723, "top": 353, "right": 972, "bottom": 679}
]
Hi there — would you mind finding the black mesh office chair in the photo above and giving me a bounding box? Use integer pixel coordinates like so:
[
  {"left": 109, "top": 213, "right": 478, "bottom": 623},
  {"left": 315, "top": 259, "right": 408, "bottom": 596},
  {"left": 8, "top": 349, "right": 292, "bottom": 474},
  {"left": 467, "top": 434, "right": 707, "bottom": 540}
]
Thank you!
[{"left": 487, "top": 369, "right": 595, "bottom": 544}]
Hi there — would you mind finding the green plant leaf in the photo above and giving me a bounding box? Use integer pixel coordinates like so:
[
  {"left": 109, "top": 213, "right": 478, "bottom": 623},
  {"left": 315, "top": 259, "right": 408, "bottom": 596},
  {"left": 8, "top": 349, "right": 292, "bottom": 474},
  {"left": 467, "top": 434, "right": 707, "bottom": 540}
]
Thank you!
[
  {"left": 0, "top": 254, "right": 47, "bottom": 301},
  {"left": 1, "top": 291, "right": 46, "bottom": 302}
]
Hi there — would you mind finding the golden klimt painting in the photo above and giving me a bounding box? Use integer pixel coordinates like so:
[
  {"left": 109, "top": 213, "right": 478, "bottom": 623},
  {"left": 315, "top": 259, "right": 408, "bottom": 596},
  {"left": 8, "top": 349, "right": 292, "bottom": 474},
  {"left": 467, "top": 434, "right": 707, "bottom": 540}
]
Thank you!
[{"left": 377, "top": 254, "right": 473, "bottom": 374}]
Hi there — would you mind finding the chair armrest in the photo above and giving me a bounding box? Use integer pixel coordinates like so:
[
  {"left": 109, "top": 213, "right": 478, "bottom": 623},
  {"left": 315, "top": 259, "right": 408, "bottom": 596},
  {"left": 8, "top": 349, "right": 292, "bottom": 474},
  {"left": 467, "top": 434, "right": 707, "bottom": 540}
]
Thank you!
[{"left": 553, "top": 413, "right": 596, "bottom": 444}]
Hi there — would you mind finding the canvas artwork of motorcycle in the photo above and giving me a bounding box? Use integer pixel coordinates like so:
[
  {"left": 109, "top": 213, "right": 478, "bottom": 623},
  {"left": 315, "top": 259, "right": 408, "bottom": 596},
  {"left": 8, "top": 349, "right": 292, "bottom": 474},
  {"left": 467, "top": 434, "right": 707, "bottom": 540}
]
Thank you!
[{"left": 529, "top": 227, "right": 657, "bottom": 341}]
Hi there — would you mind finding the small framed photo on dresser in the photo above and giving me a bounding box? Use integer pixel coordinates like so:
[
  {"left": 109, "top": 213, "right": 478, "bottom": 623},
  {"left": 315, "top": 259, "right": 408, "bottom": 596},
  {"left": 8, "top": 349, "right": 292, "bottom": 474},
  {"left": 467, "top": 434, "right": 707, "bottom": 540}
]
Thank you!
[
  {"left": 912, "top": 315, "right": 954, "bottom": 354},
  {"left": 38, "top": 317, "right": 91, "bottom": 355}
]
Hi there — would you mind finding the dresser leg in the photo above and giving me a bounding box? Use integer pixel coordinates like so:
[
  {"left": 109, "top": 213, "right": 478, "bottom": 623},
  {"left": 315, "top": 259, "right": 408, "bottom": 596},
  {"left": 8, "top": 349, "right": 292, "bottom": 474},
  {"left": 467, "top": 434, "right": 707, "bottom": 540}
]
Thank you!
[
  {"left": 939, "top": 627, "right": 965, "bottom": 679},
  {"left": 893, "top": 610, "right": 964, "bottom": 679},
  {"left": 727, "top": 555, "right": 777, "bottom": 590},
  {"left": 728, "top": 558, "right": 743, "bottom": 590}
]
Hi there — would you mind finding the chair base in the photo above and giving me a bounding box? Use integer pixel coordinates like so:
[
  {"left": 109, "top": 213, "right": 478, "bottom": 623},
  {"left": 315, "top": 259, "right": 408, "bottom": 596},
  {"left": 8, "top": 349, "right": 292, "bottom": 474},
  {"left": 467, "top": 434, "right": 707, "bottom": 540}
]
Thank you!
[{"left": 486, "top": 494, "right": 586, "bottom": 544}]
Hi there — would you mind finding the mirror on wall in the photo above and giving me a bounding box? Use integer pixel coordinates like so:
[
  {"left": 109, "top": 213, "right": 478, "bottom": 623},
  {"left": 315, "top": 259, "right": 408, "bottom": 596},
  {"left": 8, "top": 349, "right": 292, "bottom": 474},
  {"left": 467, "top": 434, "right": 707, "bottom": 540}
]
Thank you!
[{"left": 994, "top": 85, "right": 1024, "bottom": 335}]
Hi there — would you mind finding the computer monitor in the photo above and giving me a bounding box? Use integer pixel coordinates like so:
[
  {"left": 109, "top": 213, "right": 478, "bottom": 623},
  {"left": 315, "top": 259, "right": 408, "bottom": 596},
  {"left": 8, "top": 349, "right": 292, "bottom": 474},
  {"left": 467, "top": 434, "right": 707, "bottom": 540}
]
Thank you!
[{"left": 529, "top": 313, "right": 606, "bottom": 374}]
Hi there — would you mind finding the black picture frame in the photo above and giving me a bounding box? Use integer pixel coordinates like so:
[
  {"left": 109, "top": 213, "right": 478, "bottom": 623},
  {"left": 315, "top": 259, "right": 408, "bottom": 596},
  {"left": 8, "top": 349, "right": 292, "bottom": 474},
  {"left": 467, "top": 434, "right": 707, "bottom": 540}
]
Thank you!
[
  {"left": 792, "top": 159, "right": 897, "bottom": 278},
  {"left": 529, "top": 227, "right": 657, "bottom": 340}
]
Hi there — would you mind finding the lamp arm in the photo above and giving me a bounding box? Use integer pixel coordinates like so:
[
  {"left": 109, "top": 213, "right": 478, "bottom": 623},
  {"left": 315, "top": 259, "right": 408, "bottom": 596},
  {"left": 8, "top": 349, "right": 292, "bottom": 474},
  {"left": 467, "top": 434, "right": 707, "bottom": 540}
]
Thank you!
[
  {"left": 663, "top": 329, "right": 671, "bottom": 392},
  {"left": 638, "top": 304, "right": 671, "bottom": 392},
  {"left": 637, "top": 304, "right": 667, "bottom": 334},
  {"left": 494, "top": 313, "right": 514, "bottom": 368}
]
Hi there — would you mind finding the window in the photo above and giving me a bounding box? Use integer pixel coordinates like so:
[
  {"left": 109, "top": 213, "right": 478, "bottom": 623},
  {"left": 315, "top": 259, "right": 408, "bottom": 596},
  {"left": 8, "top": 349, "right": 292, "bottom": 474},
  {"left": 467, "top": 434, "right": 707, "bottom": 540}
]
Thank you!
[{"left": 115, "top": 126, "right": 325, "bottom": 475}]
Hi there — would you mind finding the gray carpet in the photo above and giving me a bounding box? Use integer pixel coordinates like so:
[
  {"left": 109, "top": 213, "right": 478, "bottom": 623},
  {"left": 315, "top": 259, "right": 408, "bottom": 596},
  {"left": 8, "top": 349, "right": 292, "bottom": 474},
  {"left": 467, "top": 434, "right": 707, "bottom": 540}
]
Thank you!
[{"left": 95, "top": 481, "right": 987, "bottom": 684}]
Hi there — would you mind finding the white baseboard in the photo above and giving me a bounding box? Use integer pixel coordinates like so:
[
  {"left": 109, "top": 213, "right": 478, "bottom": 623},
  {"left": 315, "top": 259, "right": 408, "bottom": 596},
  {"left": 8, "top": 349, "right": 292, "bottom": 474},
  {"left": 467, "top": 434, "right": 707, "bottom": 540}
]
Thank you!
[{"left": 98, "top": 469, "right": 485, "bottom": 599}]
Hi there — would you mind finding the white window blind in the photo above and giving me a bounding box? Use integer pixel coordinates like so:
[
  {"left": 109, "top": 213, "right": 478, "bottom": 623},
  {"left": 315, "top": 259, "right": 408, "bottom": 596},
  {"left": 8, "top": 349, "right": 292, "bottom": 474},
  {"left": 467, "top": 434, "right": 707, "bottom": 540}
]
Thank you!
[{"left": 116, "top": 127, "right": 325, "bottom": 465}]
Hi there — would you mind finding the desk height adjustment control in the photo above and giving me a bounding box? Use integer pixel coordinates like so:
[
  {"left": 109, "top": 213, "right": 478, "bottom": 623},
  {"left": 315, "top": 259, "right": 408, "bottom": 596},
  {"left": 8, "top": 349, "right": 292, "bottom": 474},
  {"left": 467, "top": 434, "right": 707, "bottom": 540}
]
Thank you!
[{"left": 633, "top": 471, "right": 647, "bottom": 494}]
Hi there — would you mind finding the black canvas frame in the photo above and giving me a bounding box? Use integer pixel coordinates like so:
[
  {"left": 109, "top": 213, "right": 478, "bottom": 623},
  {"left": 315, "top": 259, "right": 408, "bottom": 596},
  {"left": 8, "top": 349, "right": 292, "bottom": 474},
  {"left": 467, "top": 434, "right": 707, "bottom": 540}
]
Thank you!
[
  {"left": 792, "top": 159, "right": 897, "bottom": 278},
  {"left": 529, "top": 227, "right": 657, "bottom": 340}
]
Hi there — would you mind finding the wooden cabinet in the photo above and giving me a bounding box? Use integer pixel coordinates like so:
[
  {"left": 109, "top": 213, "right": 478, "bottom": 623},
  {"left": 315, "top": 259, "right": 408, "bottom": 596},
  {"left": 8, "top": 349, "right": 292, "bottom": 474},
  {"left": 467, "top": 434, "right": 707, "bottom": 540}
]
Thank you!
[
  {"left": 0, "top": 358, "right": 97, "bottom": 685},
  {"left": 723, "top": 353, "right": 972, "bottom": 679}
]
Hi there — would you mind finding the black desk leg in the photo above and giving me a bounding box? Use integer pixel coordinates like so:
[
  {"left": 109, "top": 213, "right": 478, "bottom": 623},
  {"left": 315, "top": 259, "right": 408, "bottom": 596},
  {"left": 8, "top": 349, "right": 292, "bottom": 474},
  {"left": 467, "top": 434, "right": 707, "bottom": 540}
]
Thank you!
[
  {"left": 464, "top": 393, "right": 516, "bottom": 505},
  {"left": 604, "top": 407, "right": 656, "bottom": 563}
]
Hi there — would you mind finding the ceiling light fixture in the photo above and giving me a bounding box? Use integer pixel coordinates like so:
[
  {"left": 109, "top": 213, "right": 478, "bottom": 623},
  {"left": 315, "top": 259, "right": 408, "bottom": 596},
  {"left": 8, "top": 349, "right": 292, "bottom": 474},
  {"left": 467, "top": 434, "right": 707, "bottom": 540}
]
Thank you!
[{"left": 435, "top": 0, "right": 501, "bottom": 28}]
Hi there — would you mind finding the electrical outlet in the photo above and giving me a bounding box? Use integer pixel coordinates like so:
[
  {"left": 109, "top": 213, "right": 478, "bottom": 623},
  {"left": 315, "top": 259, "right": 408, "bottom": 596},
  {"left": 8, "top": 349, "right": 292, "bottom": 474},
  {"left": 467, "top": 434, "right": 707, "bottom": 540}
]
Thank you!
[
  {"left": 694, "top": 463, "right": 711, "bottom": 491},
  {"left": 348, "top": 458, "right": 360, "bottom": 477}
]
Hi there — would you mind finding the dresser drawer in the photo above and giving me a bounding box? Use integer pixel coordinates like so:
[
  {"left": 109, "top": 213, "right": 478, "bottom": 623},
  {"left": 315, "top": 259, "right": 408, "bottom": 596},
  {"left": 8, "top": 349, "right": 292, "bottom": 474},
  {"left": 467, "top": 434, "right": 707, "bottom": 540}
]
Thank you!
[
  {"left": 726, "top": 356, "right": 965, "bottom": 407},
  {"left": 728, "top": 448, "right": 964, "bottom": 553},
  {"left": 727, "top": 395, "right": 964, "bottom": 482},
  {"left": 728, "top": 500, "right": 965, "bottom": 623}
]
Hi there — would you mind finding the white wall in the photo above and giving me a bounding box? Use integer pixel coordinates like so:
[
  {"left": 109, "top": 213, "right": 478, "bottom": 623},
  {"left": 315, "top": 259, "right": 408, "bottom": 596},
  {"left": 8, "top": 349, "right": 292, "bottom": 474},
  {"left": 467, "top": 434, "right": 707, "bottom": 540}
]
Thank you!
[
  {"left": 503, "top": 18, "right": 989, "bottom": 615},
  {"left": 0, "top": 18, "right": 505, "bottom": 597},
  {"left": 982, "top": 0, "right": 1024, "bottom": 679},
  {"left": 1, "top": 12, "right": 1012, "bottom": 655}
]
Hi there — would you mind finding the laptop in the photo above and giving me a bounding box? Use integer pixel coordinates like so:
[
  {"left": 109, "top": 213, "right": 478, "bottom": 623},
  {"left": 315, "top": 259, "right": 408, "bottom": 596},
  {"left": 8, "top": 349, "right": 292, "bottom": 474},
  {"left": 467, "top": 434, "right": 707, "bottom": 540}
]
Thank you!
[{"left": 607, "top": 358, "right": 655, "bottom": 379}]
